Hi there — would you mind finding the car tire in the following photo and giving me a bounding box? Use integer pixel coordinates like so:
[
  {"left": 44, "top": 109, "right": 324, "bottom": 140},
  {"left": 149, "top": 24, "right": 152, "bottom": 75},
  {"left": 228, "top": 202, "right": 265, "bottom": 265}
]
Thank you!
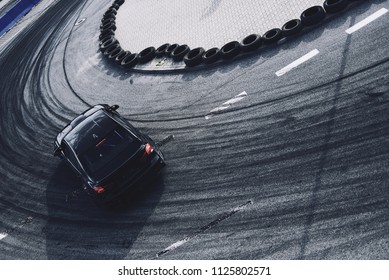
[
  {"left": 171, "top": 44, "right": 190, "bottom": 61},
  {"left": 121, "top": 53, "right": 138, "bottom": 68},
  {"left": 100, "top": 37, "right": 118, "bottom": 51},
  {"left": 262, "top": 28, "right": 282, "bottom": 44},
  {"left": 108, "top": 46, "right": 124, "bottom": 60},
  {"left": 165, "top": 43, "right": 179, "bottom": 56},
  {"left": 102, "top": 13, "right": 116, "bottom": 22},
  {"left": 323, "top": 0, "right": 348, "bottom": 13},
  {"left": 300, "top": 6, "right": 326, "bottom": 26},
  {"left": 282, "top": 19, "right": 303, "bottom": 36},
  {"left": 137, "top": 46, "right": 156, "bottom": 63},
  {"left": 101, "top": 18, "right": 115, "bottom": 26},
  {"left": 240, "top": 34, "right": 262, "bottom": 52},
  {"left": 101, "top": 22, "right": 116, "bottom": 32},
  {"left": 184, "top": 47, "right": 205, "bottom": 67},
  {"left": 115, "top": 50, "right": 130, "bottom": 65},
  {"left": 220, "top": 41, "right": 241, "bottom": 59},
  {"left": 202, "top": 47, "right": 221, "bottom": 64},
  {"left": 115, "top": 0, "right": 124, "bottom": 5},
  {"left": 99, "top": 34, "right": 114, "bottom": 46},
  {"left": 99, "top": 30, "right": 114, "bottom": 40},
  {"left": 104, "top": 43, "right": 119, "bottom": 56},
  {"left": 155, "top": 43, "right": 170, "bottom": 57}
]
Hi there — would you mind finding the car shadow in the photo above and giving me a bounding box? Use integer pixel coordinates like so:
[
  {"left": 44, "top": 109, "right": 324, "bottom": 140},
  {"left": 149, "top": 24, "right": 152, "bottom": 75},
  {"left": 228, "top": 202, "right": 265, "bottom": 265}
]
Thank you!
[{"left": 44, "top": 161, "right": 164, "bottom": 259}]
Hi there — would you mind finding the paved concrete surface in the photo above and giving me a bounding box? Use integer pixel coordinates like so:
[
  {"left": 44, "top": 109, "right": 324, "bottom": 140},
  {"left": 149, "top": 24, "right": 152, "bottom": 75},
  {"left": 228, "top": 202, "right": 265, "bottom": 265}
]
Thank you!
[
  {"left": 116, "top": 0, "right": 323, "bottom": 52},
  {"left": 0, "top": 0, "right": 388, "bottom": 260}
]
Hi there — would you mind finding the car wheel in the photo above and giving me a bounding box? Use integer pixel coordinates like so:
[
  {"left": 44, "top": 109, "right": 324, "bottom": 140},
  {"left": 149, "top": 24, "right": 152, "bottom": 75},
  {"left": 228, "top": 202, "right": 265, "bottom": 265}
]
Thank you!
[
  {"left": 184, "top": 47, "right": 205, "bottom": 67},
  {"left": 202, "top": 47, "right": 221, "bottom": 64},
  {"left": 240, "top": 34, "right": 262, "bottom": 52},
  {"left": 323, "top": 0, "right": 348, "bottom": 13},
  {"left": 171, "top": 44, "right": 190, "bottom": 61},
  {"left": 282, "top": 19, "right": 303, "bottom": 36},
  {"left": 220, "top": 41, "right": 241, "bottom": 59},
  {"left": 300, "top": 6, "right": 326, "bottom": 26},
  {"left": 108, "top": 46, "right": 124, "bottom": 60},
  {"left": 262, "top": 28, "right": 282, "bottom": 44},
  {"left": 137, "top": 46, "right": 156, "bottom": 63}
]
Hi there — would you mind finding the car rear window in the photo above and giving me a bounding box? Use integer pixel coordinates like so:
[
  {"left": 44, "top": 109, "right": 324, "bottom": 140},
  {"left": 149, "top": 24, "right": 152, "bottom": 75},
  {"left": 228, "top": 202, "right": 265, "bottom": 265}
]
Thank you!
[{"left": 78, "top": 124, "right": 141, "bottom": 179}]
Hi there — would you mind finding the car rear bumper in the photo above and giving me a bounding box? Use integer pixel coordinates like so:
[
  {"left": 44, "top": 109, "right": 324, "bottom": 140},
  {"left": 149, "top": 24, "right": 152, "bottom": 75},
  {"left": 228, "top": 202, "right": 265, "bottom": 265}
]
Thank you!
[{"left": 92, "top": 152, "right": 165, "bottom": 205}]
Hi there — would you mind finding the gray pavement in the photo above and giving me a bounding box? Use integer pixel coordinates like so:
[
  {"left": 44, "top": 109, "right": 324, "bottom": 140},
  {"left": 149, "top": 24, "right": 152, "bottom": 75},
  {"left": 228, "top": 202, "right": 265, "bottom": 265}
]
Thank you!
[{"left": 0, "top": 0, "right": 388, "bottom": 260}]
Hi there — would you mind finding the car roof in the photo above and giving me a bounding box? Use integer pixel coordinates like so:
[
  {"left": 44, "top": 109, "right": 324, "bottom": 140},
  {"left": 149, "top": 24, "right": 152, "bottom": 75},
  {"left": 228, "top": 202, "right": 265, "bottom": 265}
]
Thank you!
[{"left": 63, "top": 109, "right": 118, "bottom": 155}]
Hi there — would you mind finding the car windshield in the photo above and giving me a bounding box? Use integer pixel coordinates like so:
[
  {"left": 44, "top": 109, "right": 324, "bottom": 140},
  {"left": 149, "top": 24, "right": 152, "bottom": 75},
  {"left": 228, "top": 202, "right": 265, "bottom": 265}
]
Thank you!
[{"left": 78, "top": 124, "right": 141, "bottom": 180}]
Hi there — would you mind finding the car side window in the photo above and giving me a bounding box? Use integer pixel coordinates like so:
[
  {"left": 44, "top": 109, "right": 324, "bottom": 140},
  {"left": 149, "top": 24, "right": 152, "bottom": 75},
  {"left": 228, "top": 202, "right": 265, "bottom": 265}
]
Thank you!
[{"left": 62, "top": 143, "right": 80, "bottom": 171}]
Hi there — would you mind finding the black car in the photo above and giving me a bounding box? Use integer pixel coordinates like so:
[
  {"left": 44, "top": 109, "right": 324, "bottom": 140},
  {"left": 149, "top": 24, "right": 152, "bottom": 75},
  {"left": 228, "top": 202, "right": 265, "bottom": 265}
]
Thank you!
[{"left": 54, "top": 104, "right": 165, "bottom": 206}]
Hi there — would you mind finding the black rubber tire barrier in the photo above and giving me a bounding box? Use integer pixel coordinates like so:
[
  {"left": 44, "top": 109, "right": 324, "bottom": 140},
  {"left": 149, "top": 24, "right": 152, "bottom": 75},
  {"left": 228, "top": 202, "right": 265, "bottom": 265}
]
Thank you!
[
  {"left": 184, "top": 47, "right": 205, "bottom": 67},
  {"left": 301, "top": 6, "right": 326, "bottom": 26},
  {"left": 105, "top": 8, "right": 117, "bottom": 15},
  {"left": 171, "top": 45, "right": 190, "bottom": 61},
  {"left": 220, "top": 41, "right": 241, "bottom": 59},
  {"left": 240, "top": 34, "right": 262, "bottom": 52},
  {"left": 115, "top": 50, "right": 130, "bottom": 65},
  {"left": 104, "top": 10, "right": 117, "bottom": 18},
  {"left": 282, "top": 19, "right": 303, "bottom": 37},
  {"left": 137, "top": 46, "right": 156, "bottom": 64},
  {"left": 202, "top": 47, "right": 221, "bottom": 64},
  {"left": 99, "top": 34, "right": 114, "bottom": 46},
  {"left": 101, "top": 22, "right": 116, "bottom": 32},
  {"left": 155, "top": 43, "right": 170, "bottom": 57},
  {"left": 100, "top": 37, "right": 118, "bottom": 51},
  {"left": 104, "top": 43, "right": 119, "bottom": 56},
  {"left": 121, "top": 53, "right": 139, "bottom": 69},
  {"left": 110, "top": 4, "right": 120, "bottom": 10},
  {"left": 115, "top": 0, "right": 124, "bottom": 5},
  {"left": 323, "top": 0, "right": 348, "bottom": 13},
  {"left": 99, "top": 29, "right": 114, "bottom": 40},
  {"left": 108, "top": 46, "right": 124, "bottom": 60},
  {"left": 165, "top": 43, "right": 179, "bottom": 56},
  {"left": 102, "top": 13, "right": 116, "bottom": 22},
  {"left": 262, "top": 28, "right": 282, "bottom": 44},
  {"left": 101, "top": 18, "right": 115, "bottom": 27}
]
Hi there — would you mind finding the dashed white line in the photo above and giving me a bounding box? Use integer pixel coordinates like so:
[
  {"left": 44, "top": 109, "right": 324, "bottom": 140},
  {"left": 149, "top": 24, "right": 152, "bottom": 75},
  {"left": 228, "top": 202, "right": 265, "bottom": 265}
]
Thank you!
[
  {"left": 276, "top": 49, "right": 320, "bottom": 77},
  {"left": 346, "top": 8, "right": 388, "bottom": 34},
  {"left": 205, "top": 91, "right": 248, "bottom": 119},
  {"left": 0, "top": 232, "right": 8, "bottom": 240}
]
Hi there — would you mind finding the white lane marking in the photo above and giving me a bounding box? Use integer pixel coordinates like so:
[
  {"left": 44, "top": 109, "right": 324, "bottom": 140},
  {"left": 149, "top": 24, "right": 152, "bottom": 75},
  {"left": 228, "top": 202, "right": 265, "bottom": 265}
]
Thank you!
[
  {"left": 0, "top": 233, "right": 8, "bottom": 240},
  {"left": 346, "top": 8, "right": 388, "bottom": 34},
  {"left": 276, "top": 49, "right": 320, "bottom": 77},
  {"left": 156, "top": 201, "right": 252, "bottom": 257},
  {"left": 205, "top": 91, "right": 248, "bottom": 119}
]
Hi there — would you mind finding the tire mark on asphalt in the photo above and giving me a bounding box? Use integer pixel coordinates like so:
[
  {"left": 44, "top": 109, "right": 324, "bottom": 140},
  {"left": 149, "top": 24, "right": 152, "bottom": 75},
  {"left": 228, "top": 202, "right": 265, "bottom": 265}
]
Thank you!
[{"left": 156, "top": 200, "right": 252, "bottom": 257}]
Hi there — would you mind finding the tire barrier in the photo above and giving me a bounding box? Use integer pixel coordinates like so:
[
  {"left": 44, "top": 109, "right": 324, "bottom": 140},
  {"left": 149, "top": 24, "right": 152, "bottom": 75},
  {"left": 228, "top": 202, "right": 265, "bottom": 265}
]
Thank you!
[
  {"left": 115, "top": 50, "right": 130, "bottom": 65},
  {"left": 121, "top": 53, "right": 139, "bottom": 69},
  {"left": 220, "top": 41, "right": 241, "bottom": 59},
  {"left": 107, "top": 46, "right": 124, "bottom": 60},
  {"left": 241, "top": 34, "right": 262, "bottom": 52},
  {"left": 262, "top": 28, "right": 283, "bottom": 44},
  {"left": 165, "top": 43, "right": 179, "bottom": 56},
  {"left": 171, "top": 45, "right": 190, "bottom": 61},
  {"left": 137, "top": 46, "right": 156, "bottom": 63},
  {"left": 98, "top": 0, "right": 365, "bottom": 71},
  {"left": 282, "top": 19, "right": 303, "bottom": 37},
  {"left": 301, "top": 6, "right": 326, "bottom": 26},
  {"left": 202, "top": 48, "right": 221, "bottom": 65},
  {"left": 323, "top": 0, "right": 348, "bottom": 14},
  {"left": 155, "top": 43, "right": 170, "bottom": 57},
  {"left": 184, "top": 47, "right": 205, "bottom": 67}
]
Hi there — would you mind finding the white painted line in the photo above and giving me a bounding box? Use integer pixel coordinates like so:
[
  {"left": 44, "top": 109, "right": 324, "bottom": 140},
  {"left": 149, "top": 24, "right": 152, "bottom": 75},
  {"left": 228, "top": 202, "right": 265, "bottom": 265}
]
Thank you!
[
  {"left": 0, "top": 232, "right": 8, "bottom": 240},
  {"left": 346, "top": 8, "right": 388, "bottom": 34},
  {"left": 276, "top": 49, "right": 320, "bottom": 77},
  {"left": 205, "top": 91, "right": 248, "bottom": 119}
]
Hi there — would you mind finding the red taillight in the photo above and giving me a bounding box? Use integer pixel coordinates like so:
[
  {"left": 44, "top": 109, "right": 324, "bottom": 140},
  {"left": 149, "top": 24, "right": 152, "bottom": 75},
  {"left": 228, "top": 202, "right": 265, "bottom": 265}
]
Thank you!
[
  {"left": 93, "top": 186, "right": 105, "bottom": 194},
  {"left": 145, "top": 143, "right": 154, "bottom": 155}
]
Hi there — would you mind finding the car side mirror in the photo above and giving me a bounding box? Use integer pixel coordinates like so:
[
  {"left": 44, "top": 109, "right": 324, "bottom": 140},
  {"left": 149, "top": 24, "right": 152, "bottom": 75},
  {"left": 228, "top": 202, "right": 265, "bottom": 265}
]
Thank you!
[{"left": 109, "top": 104, "right": 119, "bottom": 111}]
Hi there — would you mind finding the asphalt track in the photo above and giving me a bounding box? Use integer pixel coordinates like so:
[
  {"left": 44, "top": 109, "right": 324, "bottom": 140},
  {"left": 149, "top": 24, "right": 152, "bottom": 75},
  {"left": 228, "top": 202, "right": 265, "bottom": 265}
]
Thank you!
[{"left": 0, "top": 0, "right": 388, "bottom": 259}]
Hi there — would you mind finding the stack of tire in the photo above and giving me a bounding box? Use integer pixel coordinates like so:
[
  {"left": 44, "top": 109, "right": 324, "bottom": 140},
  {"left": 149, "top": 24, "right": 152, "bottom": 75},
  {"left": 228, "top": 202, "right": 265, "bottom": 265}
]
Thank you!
[{"left": 99, "top": 0, "right": 359, "bottom": 70}]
